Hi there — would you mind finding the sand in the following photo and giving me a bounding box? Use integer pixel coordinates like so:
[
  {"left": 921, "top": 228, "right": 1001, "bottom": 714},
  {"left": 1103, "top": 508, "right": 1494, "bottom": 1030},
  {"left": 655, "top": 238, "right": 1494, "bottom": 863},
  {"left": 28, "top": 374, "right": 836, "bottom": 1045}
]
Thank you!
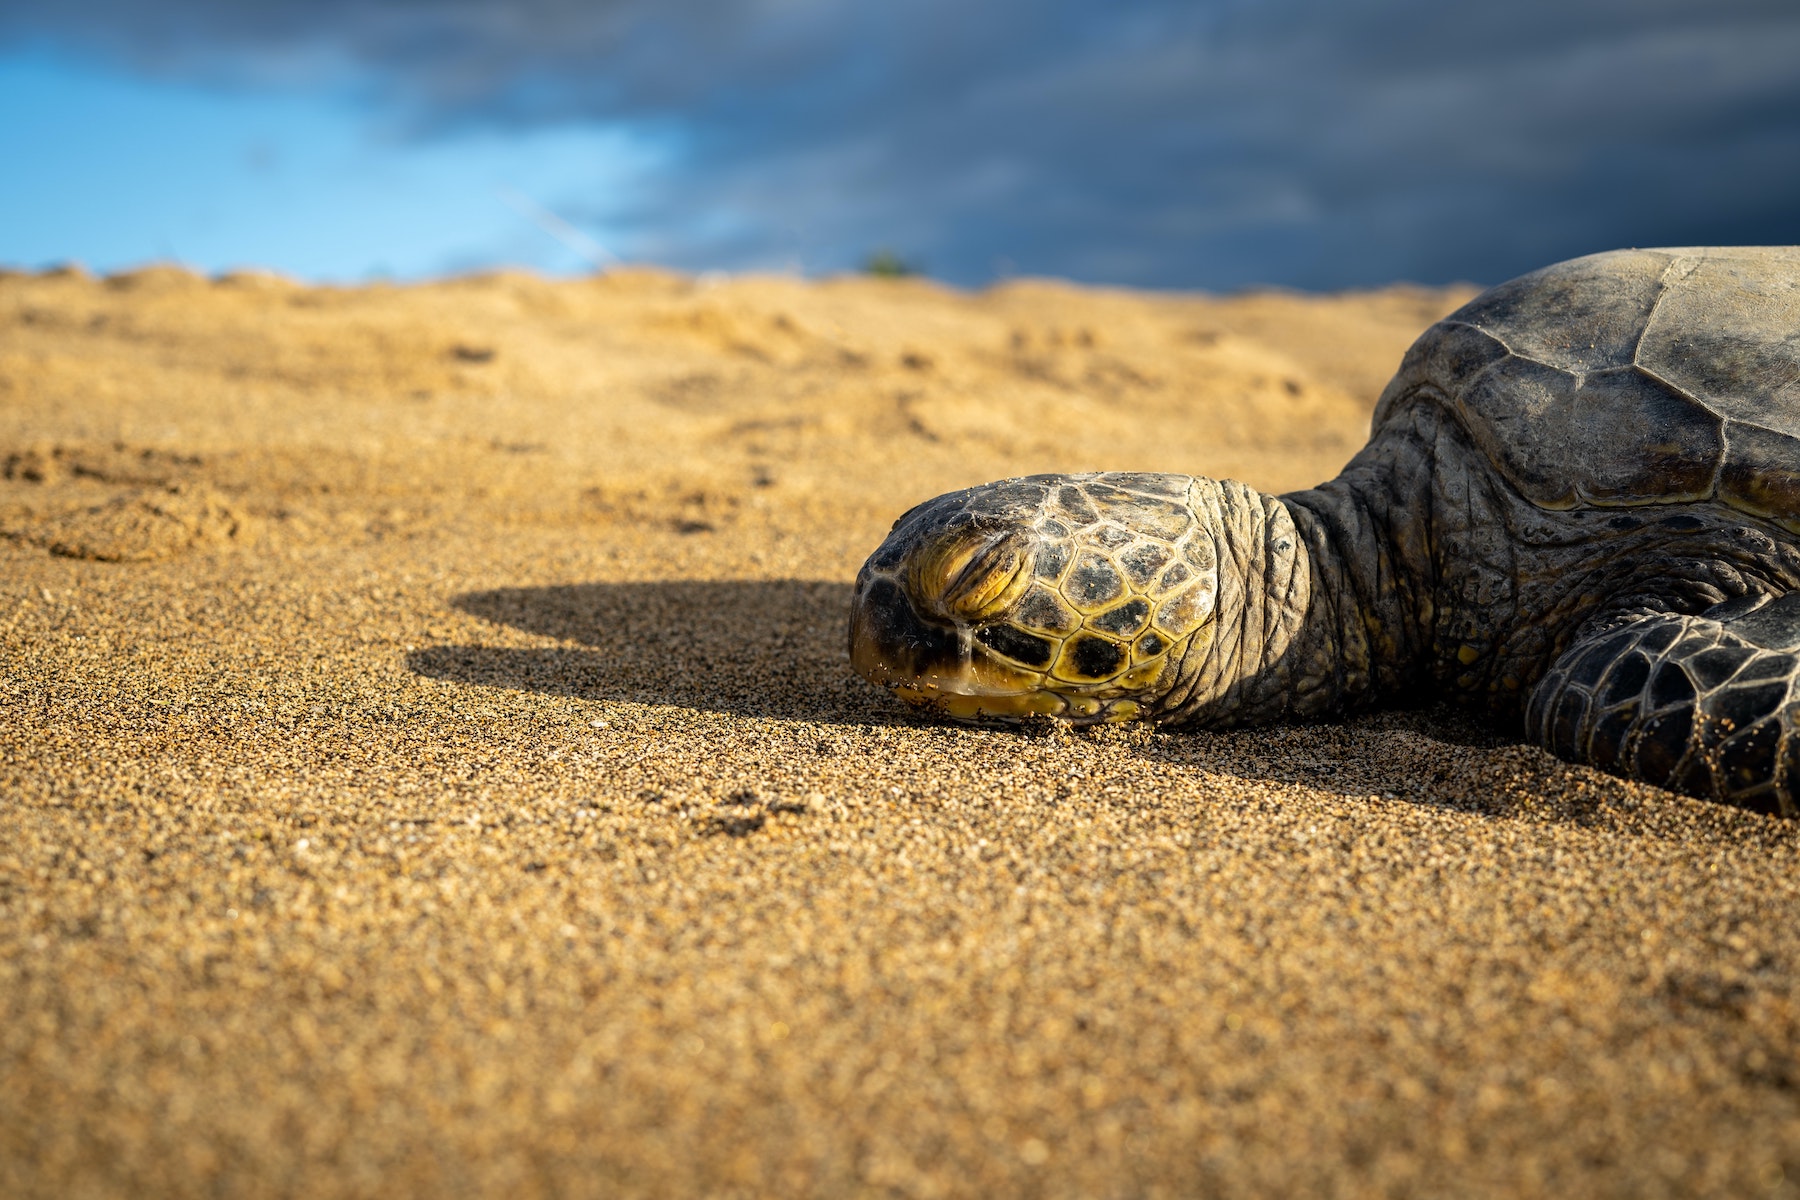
[{"left": 3, "top": 263, "right": 1799, "bottom": 1198}]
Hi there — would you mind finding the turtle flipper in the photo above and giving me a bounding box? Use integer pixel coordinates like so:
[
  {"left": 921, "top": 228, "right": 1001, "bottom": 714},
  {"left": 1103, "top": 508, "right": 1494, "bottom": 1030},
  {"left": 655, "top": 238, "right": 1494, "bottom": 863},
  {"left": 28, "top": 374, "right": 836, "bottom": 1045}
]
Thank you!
[{"left": 1526, "top": 592, "right": 1800, "bottom": 817}]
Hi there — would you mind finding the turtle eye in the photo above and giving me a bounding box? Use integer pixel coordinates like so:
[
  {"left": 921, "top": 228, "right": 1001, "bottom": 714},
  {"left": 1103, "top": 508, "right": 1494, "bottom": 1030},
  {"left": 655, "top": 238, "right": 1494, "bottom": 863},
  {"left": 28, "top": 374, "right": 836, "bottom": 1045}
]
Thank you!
[{"left": 911, "top": 528, "right": 1036, "bottom": 621}]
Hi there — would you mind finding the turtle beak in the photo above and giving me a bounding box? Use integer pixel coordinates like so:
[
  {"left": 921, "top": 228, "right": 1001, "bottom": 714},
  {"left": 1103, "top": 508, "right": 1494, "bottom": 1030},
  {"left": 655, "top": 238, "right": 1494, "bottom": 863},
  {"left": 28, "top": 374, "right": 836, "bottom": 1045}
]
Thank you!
[
  {"left": 847, "top": 573, "right": 1064, "bottom": 721},
  {"left": 848, "top": 542, "right": 1066, "bottom": 721},
  {"left": 850, "top": 522, "right": 1038, "bottom": 693},
  {"left": 848, "top": 572, "right": 966, "bottom": 694}
]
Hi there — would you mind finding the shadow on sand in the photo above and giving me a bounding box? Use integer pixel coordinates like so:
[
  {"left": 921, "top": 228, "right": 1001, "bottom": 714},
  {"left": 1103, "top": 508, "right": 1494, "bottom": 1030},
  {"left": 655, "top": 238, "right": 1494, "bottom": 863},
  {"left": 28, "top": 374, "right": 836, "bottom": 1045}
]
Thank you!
[
  {"left": 406, "top": 579, "right": 896, "bottom": 723},
  {"left": 408, "top": 582, "right": 1799, "bottom": 839}
]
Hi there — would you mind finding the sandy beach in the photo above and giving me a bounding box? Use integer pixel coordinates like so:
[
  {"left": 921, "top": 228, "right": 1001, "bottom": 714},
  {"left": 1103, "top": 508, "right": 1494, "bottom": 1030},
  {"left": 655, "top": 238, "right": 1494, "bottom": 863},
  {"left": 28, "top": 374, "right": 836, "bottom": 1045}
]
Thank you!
[{"left": 5, "top": 263, "right": 1800, "bottom": 1197}]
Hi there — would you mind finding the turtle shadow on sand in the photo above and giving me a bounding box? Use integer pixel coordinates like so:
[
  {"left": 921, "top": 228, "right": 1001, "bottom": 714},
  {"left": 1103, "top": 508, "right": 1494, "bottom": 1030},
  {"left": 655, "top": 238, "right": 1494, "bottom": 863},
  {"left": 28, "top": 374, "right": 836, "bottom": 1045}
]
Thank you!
[
  {"left": 406, "top": 579, "right": 895, "bottom": 723},
  {"left": 1133, "top": 706, "right": 1800, "bottom": 842},
  {"left": 408, "top": 585, "right": 1798, "bottom": 840},
  {"left": 1131, "top": 705, "right": 1533, "bottom": 814}
]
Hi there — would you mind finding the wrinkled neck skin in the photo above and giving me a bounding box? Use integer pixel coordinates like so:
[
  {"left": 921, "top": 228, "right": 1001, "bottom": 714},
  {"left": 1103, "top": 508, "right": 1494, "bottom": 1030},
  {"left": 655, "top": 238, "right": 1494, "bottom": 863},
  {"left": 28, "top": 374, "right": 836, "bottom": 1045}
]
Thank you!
[{"left": 1163, "top": 470, "right": 1432, "bottom": 728}]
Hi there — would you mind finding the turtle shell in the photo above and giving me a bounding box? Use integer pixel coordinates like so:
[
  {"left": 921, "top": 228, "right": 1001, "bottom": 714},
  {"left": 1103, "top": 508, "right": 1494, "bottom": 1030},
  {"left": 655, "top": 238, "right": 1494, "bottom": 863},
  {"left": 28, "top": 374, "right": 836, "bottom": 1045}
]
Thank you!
[{"left": 1372, "top": 247, "right": 1800, "bottom": 528}]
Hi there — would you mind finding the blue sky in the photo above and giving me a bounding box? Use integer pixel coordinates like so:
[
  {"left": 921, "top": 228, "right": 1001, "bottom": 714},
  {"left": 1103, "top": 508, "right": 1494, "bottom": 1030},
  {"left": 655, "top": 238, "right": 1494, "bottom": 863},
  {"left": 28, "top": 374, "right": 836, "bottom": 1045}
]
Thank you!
[
  {"left": 0, "top": 50, "right": 663, "bottom": 280},
  {"left": 2, "top": 1, "right": 1798, "bottom": 290}
]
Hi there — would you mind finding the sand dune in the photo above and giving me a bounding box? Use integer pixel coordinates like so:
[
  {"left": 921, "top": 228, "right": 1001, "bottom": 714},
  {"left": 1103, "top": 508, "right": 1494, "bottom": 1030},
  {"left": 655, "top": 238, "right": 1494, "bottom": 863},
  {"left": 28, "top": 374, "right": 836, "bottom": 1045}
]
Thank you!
[{"left": 5, "top": 265, "right": 1799, "bottom": 1197}]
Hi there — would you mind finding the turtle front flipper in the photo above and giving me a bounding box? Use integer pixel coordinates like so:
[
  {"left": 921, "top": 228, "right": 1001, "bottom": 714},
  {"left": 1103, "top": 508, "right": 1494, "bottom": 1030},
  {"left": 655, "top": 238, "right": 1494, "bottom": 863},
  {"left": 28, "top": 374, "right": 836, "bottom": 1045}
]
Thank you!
[{"left": 1526, "top": 593, "right": 1800, "bottom": 817}]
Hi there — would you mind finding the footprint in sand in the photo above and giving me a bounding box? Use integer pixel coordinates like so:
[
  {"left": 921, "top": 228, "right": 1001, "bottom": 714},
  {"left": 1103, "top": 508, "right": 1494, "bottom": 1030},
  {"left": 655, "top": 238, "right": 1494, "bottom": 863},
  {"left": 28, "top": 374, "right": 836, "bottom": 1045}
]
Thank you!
[{"left": 8, "top": 483, "right": 254, "bottom": 562}]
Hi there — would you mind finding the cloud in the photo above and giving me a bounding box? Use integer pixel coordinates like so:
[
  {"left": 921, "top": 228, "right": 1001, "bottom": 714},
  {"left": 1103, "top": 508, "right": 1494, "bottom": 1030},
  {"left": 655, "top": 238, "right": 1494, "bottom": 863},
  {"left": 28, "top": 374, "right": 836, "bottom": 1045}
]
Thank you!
[{"left": 4, "top": 0, "right": 1798, "bottom": 287}]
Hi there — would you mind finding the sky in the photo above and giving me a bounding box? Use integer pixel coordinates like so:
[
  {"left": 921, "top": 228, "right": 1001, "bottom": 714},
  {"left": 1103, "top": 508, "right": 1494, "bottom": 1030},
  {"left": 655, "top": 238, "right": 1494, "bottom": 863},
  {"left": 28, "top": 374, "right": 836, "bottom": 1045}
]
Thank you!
[{"left": 2, "top": 0, "right": 1797, "bottom": 290}]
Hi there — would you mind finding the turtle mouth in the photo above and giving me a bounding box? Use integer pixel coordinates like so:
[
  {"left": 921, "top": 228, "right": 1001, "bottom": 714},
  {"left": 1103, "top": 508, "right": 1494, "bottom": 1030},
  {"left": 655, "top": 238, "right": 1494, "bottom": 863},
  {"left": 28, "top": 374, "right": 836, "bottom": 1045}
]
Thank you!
[{"left": 847, "top": 571, "right": 1148, "bottom": 726}]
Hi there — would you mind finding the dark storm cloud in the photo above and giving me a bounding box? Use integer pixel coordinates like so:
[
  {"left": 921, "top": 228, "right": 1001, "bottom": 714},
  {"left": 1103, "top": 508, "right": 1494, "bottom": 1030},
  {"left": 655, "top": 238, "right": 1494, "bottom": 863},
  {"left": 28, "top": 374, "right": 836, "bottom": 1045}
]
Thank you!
[{"left": 5, "top": 0, "right": 1798, "bottom": 287}]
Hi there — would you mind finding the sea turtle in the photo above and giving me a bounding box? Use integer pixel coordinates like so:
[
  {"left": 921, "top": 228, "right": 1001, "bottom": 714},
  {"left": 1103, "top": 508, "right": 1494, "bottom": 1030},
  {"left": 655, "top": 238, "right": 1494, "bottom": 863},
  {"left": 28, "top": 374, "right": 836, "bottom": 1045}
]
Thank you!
[{"left": 848, "top": 247, "right": 1800, "bottom": 817}]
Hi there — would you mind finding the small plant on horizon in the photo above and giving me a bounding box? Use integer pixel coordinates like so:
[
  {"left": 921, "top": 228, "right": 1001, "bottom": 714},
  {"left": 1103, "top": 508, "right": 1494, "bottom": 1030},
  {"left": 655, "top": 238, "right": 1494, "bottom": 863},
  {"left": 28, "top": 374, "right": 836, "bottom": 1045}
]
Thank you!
[{"left": 863, "top": 249, "right": 920, "bottom": 279}]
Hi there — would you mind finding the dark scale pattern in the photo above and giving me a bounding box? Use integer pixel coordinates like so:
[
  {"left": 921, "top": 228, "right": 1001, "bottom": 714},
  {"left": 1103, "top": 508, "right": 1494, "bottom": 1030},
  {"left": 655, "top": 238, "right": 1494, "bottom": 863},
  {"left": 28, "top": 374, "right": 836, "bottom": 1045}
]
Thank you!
[
  {"left": 1105, "top": 472, "right": 1191, "bottom": 497},
  {"left": 1735, "top": 656, "right": 1796, "bottom": 684},
  {"left": 976, "top": 624, "right": 1054, "bottom": 669},
  {"left": 1068, "top": 636, "right": 1125, "bottom": 679},
  {"left": 1586, "top": 707, "right": 1636, "bottom": 770},
  {"left": 1119, "top": 542, "right": 1171, "bottom": 586},
  {"left": 1091, "top": 599, "right": 1150, "bottom": 637},
  {"left": 1597, "top": 652, "right": 1650, "bottom": 705},
  {"left": 1068, "top": 555, "right": 1124, "bottom": 605},
  {"left": 1051, "top": 487, "right": 1098, "bottom": 526},
  {"left": 1567, "top": 636, "right": 1626, "bottom": 688},
  {"left": 1527, "top": 595, "right": 1800, "bottom": 816},
  {"left": 1016, "top": 587, "right": 1079, "bottom": 635},
  {"left": 1649, "top": 662, "right": 1696, "bottom": 710},
  {"left": 1634, "top": 708, "right": 1694, "bottom": 786},
  {"left": 1689, "top": 646, "right": 1755, "bottom": 689},
  {"left": 982, "top": 478, "right": 1055, "bottom": 514},
  {"left": 1720, "top": 720, "right": 1783, "bottom": 799},
  {"left": 1032, "top": 541, "right": 1071, "bottom": 581}
]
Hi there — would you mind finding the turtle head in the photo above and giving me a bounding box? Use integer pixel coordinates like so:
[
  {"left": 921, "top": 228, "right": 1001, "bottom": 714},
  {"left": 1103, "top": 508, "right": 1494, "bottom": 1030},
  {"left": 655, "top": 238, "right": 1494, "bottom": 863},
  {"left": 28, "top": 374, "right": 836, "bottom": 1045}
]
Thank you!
[{"left": 848, "top": 473, "right": 1218, "bottom": 725}]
